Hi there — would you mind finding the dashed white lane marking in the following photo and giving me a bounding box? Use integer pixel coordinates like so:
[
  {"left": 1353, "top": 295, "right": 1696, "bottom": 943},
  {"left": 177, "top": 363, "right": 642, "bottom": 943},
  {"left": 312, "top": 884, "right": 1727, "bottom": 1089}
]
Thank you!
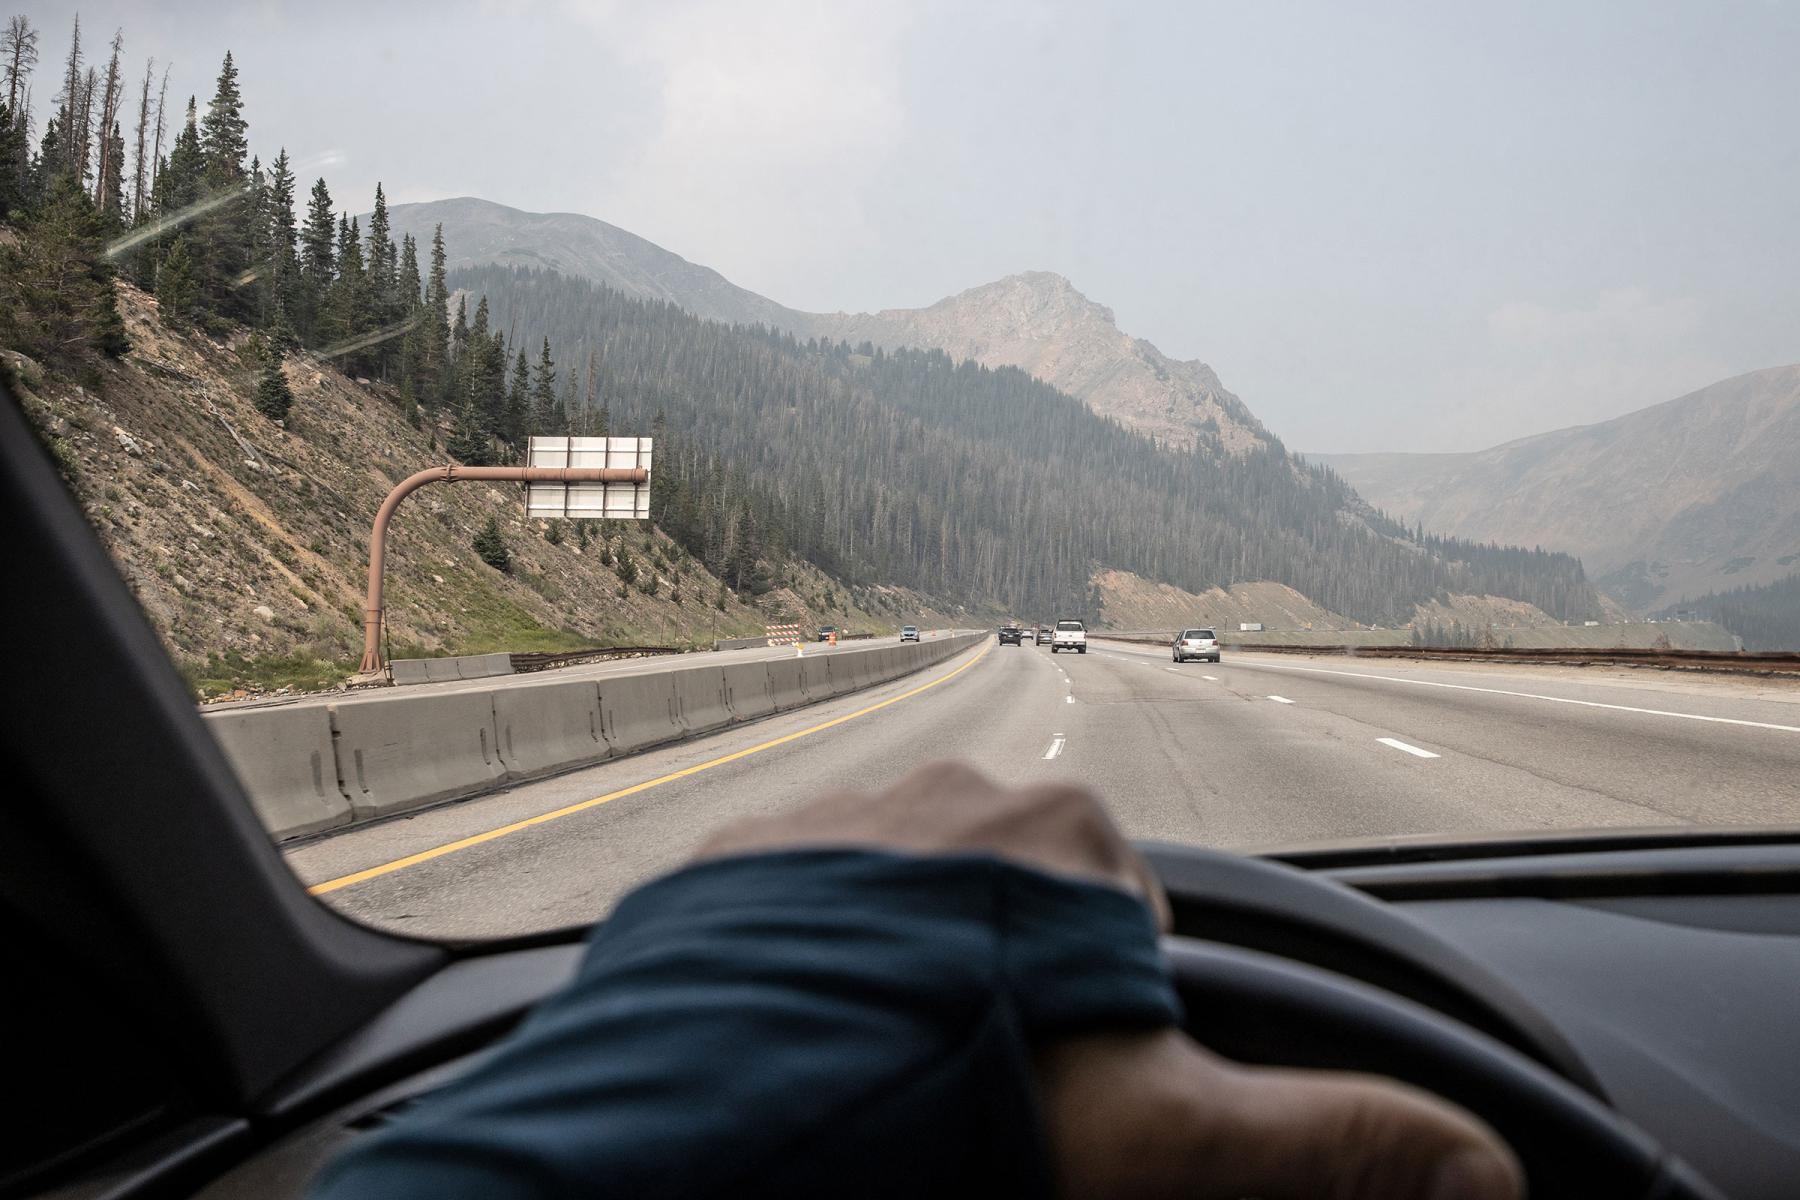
[
  {"left": 1377, "top": 737, "right": 1441, "bottom": 759},
  {"left": 1043, "top": 737, "right": 1066, "bottom": 760},
  {"left": 1246, "top": 662, "right": 1800, "bottom": 733},
  {"left": 1267, "top": 695, "right": 1295, "bottom": 704},
  {"left": 1202, "top": 675, "right": 1220, "bottom": 681},
  {"left": 1066, "top": 695, "right": 1076, "bottom": 704}
]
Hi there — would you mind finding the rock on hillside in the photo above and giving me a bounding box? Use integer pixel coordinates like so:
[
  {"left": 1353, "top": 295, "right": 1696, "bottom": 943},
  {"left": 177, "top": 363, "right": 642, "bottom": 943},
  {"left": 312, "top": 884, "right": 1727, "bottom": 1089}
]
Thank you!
[
  {"left": 1312, "top": 365, "right": 1800, "bottom": 611},
  {"left": 9, "top": 284, "right": 811, "bottom": 697},
  {"left": 389, "top": 199, "right": 1268, "bottom": 453}
]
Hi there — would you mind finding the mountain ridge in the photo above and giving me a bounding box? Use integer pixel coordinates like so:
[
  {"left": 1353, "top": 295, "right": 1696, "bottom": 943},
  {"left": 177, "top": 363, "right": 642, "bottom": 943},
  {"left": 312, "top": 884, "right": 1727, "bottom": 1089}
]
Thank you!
[
  {"left": 386, "top": 197, "right": 1264, "bottom": 452},
  {"left": 1310, "top": 364, "right": 1800, "bottom": 609}
]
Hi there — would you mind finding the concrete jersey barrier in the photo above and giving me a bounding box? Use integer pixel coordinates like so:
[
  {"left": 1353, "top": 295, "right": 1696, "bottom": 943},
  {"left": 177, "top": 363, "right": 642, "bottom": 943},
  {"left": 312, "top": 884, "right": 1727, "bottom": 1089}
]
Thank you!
[
  {"left": 207, "top": 705, "right": 351, "bottom": 838},
  {"left": 331, "top": 689, "right": 507, "bottom": 820},
  {"left": 720, "top": 661, "right": 777, "bottom": 721},
  {"left": 493, "top": 680, "right": 608, "bottom": 781},
  {"left": 390, "top": 651, "right": 515, "bottom": 685},
  {"left": 669, "top": 665, "right": 734, "bottom": 736},
  {"left": 211, "top": 630, "right": 988, "bottom": 842},
  {"left": 600, "top": 671, "right": 685, "bottom": 755}
]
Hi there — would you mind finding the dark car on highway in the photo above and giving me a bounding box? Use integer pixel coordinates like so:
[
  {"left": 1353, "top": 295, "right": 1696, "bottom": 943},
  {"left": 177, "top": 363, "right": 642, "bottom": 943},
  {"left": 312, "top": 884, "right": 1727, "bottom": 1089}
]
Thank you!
[{"left": 998, "top": 626, "right": 1024, "bottom": 645}]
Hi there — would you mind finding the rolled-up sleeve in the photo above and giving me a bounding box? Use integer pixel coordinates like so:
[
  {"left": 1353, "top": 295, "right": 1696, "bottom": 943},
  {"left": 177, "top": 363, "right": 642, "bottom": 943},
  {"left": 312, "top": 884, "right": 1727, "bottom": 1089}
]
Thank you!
[{"left": 311, "top": 849, "right": 1182, "bottom": 1199}]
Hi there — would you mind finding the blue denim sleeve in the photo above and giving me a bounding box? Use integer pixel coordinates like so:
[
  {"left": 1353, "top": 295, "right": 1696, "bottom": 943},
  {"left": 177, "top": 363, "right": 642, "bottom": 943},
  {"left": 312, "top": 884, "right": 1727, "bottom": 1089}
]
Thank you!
[{"left": 310, "top": 849, "right": 1182, "bottom": 1199}]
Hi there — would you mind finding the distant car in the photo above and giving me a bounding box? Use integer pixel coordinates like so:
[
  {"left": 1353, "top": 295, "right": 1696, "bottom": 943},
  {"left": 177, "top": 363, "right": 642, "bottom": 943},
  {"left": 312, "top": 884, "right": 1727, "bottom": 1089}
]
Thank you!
[
  {"left": 900, "top": 625, "right": 920, "bottom": 642},
  {"left": 1036, "top": 627, "right": 1051, "bottom": 645},
  {"left": 1173, "top": 627, "right": 1221, "bottom": 663},
  {"left": 1050, "top": 620, "right": 1087, "bottom": 654},
  {"left": 817, "top": 626, "right": 836, "bottom": 643},
  {"left": 998, "top": 626, "right": 1024, "bottom": 645}
]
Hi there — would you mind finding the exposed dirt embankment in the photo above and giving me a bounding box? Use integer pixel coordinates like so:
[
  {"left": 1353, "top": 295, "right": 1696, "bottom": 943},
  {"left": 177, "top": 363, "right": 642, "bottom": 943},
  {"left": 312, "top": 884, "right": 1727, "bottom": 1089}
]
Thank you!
[
  {"left": 11, "top": 286, "right": 931, "bottom": 697},
  {"left": 1091, "top": 569, "right": 1360, "bottom": 632}
]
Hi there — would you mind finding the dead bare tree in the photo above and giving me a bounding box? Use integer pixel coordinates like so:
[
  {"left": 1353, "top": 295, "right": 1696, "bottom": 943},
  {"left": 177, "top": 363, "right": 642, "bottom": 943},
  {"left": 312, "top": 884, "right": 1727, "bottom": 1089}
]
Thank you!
[
  {"left": 149, "top": 64, "right": 169, "bottom": 203},
  {"left": 74, "top": 65, "right": 97, "bottom": 184},
  {"left": 131, "top": 57, "right": 154, "bottom": 222},
  {"left": 93, "top": 31, "right": 125, "bottom": 211},
  {"left": 1, "top": 15, "right": 38, "bottom": 116}
]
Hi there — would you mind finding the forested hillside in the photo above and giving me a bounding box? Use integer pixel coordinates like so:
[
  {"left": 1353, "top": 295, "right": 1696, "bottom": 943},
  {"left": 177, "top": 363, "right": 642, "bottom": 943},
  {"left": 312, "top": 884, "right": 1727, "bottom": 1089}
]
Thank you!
[
  {"left": 451, "top": 265, "right": 1602, "bottom": 625},
  {"left": 1660, "top": 574, "right": 1800, "bottom": 651},
  {"left": 0, "top": 15, "right": 937, "bottom": 697}
]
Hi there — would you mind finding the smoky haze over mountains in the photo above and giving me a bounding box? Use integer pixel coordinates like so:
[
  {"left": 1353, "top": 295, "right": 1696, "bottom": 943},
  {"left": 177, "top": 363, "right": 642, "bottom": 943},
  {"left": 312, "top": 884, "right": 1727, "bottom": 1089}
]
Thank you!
[
  {"left": 15, "top": 0, "right": 1800, "bottom": 453},
  {"left": 387, "top": 198, "right": 1266, "bottom": 453},
  {"left": 1312, "top": 365, "right": 1800, "bottom": 611},
  {"left": 389, "top": 195, "right": 1798, "bottom": 624}
]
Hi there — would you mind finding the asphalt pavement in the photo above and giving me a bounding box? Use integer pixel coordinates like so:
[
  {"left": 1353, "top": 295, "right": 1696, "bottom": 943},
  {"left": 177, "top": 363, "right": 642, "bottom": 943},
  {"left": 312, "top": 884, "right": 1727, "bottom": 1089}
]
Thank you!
[{"left": 286, "top": 635, "right": 1800, "bottom": 940}]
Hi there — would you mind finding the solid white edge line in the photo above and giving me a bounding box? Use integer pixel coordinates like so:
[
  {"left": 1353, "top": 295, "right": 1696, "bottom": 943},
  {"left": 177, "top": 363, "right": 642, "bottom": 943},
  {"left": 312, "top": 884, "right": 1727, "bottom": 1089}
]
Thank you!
[
  {"left": 1266, "top": 695, "right": 1295, "bottom": 704},
  {"left": 1377, "top": 737, "right": 1441, "bottom": 759},
  {"left": 1245, "top": 662, "right": 1800, "bottom": 733}
]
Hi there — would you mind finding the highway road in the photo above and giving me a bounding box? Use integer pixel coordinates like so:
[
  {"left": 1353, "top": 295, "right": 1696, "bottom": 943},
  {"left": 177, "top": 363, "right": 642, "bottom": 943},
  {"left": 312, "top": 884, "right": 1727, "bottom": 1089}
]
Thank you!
[{"left": 287, "top": 636, "right": 1800, "bottom": 940}]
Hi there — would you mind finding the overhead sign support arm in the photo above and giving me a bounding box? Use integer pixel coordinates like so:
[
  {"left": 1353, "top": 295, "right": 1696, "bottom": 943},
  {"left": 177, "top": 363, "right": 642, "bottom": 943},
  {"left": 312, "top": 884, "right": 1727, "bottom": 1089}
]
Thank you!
[{"left": 358, "top": 463, "right": 649, "bottom": 674}]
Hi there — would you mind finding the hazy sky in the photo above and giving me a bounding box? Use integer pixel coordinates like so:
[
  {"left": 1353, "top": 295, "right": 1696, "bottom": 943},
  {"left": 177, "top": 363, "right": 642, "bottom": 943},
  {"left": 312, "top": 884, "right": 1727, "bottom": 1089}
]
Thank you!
[{"left": 20, "top": 0, "right": 1800, "bottom": 451}]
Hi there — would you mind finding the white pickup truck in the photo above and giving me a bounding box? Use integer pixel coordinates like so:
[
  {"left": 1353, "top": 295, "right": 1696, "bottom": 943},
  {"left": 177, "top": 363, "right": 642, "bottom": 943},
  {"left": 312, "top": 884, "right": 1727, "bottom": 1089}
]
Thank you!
[{"left": 1050, "top": 619, "right": 1087, "bottom": 654}]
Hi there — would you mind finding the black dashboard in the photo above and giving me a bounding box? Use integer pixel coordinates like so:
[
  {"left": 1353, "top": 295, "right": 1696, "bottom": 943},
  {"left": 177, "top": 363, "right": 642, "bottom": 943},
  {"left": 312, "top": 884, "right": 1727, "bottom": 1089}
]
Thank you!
[{"left": 174, "top": 840, "right": 1800, "bottom": 1200}]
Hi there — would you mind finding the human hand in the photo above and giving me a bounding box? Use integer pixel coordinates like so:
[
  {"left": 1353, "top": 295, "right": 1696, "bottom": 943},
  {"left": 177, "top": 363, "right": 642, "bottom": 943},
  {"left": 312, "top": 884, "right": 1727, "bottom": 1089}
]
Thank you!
[{"left": 698, "top": 761, "right": 1521, "bottom": 1199}]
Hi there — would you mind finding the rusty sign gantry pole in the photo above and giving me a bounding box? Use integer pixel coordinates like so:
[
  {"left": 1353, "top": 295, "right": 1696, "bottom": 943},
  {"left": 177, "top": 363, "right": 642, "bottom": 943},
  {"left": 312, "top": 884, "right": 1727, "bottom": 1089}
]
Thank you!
[{"left": 358, "top": 464, "right": 650, "bottom": 674}]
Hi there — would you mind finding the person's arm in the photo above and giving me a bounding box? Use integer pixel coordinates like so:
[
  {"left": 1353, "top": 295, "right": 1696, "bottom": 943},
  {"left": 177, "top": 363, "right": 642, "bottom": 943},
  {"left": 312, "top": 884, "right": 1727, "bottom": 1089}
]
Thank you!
[{"left": 312, "top": 763, "right": 1519, "bottom": 1200}]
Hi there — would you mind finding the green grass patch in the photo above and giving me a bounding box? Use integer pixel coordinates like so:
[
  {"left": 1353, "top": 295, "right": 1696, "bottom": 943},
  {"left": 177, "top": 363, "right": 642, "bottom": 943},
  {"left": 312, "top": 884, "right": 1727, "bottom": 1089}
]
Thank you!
[{"left": 183, "top": 650, "right": 355, "bottom": 699}]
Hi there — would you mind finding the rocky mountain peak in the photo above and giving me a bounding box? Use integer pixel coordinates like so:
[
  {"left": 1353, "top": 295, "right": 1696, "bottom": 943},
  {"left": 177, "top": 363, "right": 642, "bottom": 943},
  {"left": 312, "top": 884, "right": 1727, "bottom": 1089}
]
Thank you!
[{"left": 388, "top": 198, "right": 1269, "bottom": 453}]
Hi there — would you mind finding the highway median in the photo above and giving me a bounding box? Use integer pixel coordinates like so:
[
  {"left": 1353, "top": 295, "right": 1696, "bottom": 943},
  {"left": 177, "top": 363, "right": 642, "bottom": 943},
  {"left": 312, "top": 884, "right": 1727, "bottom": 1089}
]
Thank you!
[{"left": 207, "top": 634, "right": 985, "bottom": 842}]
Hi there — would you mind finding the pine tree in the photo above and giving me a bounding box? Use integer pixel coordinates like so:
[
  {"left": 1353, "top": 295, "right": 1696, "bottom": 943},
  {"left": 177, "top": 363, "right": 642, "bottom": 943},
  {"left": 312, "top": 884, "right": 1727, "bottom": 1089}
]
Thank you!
[
  {"left": 239, "top": 155, "right": 270, "bottom": 323},
  {"left": 446, "top": 395, "right": 489, "bottom": 465},
  {"left": 0, "top": 171, "right": 129, "bottom": 363},
  {"left": 364, "top": 183, "right": 398, "bottom": 376},
  {"left": 396, "top": 233, "right": 421, "bottom": 309},
  {"left": 144, "top": 97, "right": 202, "bottom": 288},
  {"left": 0, "top": 100, "right": 24, "bottom": 218},
  {"left": 196, "top": 51, "right": 251, "bottom": 320},
  {"left": 418, "top": 223, "right": 449, "bottom": 411},
  {"left": 472, "top": 516, "right": 510, "bottom": 573},
  {"left": 481, "top": 328, "right": 508, "bottom": 441},
  {"left": 530, "top": 336, "right": 559, "bottom": 432},
  {"left": 265, "top": 148, "right": 298, "bottom": 327},
  {"left": 254, "top": 345, "right": 293, "bottom": 421},
  {"left": 155, "top": 234, "right": 199, "bottom": 326},
  {"left": 296, "top": 177, "right": 334, "bottom": 340},
  {"left": 325, "top": 213, "right": 367, "bottom": 363},
  {"left": 198, "top": 51, "right": 247, "bottom": 177},
  {"left": 505, "top": 347, "right": 530, "bottom": 450}
]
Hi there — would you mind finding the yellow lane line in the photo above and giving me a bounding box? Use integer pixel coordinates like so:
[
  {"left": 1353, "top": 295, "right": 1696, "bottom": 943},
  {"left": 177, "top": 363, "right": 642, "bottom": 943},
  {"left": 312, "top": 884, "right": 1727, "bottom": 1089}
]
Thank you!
[{"left": 308, "top": 641, "right": 994, "bottom": 895}]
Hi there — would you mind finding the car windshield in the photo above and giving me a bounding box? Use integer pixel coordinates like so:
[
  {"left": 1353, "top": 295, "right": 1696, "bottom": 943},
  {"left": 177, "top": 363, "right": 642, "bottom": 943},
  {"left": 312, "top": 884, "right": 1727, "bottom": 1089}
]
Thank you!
[{"left": 8, "top": 3, "right": 1798, "bottom": 942}]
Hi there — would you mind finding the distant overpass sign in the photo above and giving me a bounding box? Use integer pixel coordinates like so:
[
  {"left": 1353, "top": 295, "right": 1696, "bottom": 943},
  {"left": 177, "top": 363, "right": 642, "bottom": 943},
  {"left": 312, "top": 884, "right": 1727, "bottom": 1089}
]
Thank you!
[{"left": 525, "top": 436, "right": 653, "bottom": 520}]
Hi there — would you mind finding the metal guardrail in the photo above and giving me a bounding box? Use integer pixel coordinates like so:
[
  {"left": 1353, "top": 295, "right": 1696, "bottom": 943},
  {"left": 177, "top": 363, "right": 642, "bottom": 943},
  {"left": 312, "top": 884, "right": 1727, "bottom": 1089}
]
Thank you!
[
  {"left": 1094, "top": 635, "right": 1800, "bottom": 675},
  {"left": 508, "top": 646, "right": 683, "bottom": 673}
]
